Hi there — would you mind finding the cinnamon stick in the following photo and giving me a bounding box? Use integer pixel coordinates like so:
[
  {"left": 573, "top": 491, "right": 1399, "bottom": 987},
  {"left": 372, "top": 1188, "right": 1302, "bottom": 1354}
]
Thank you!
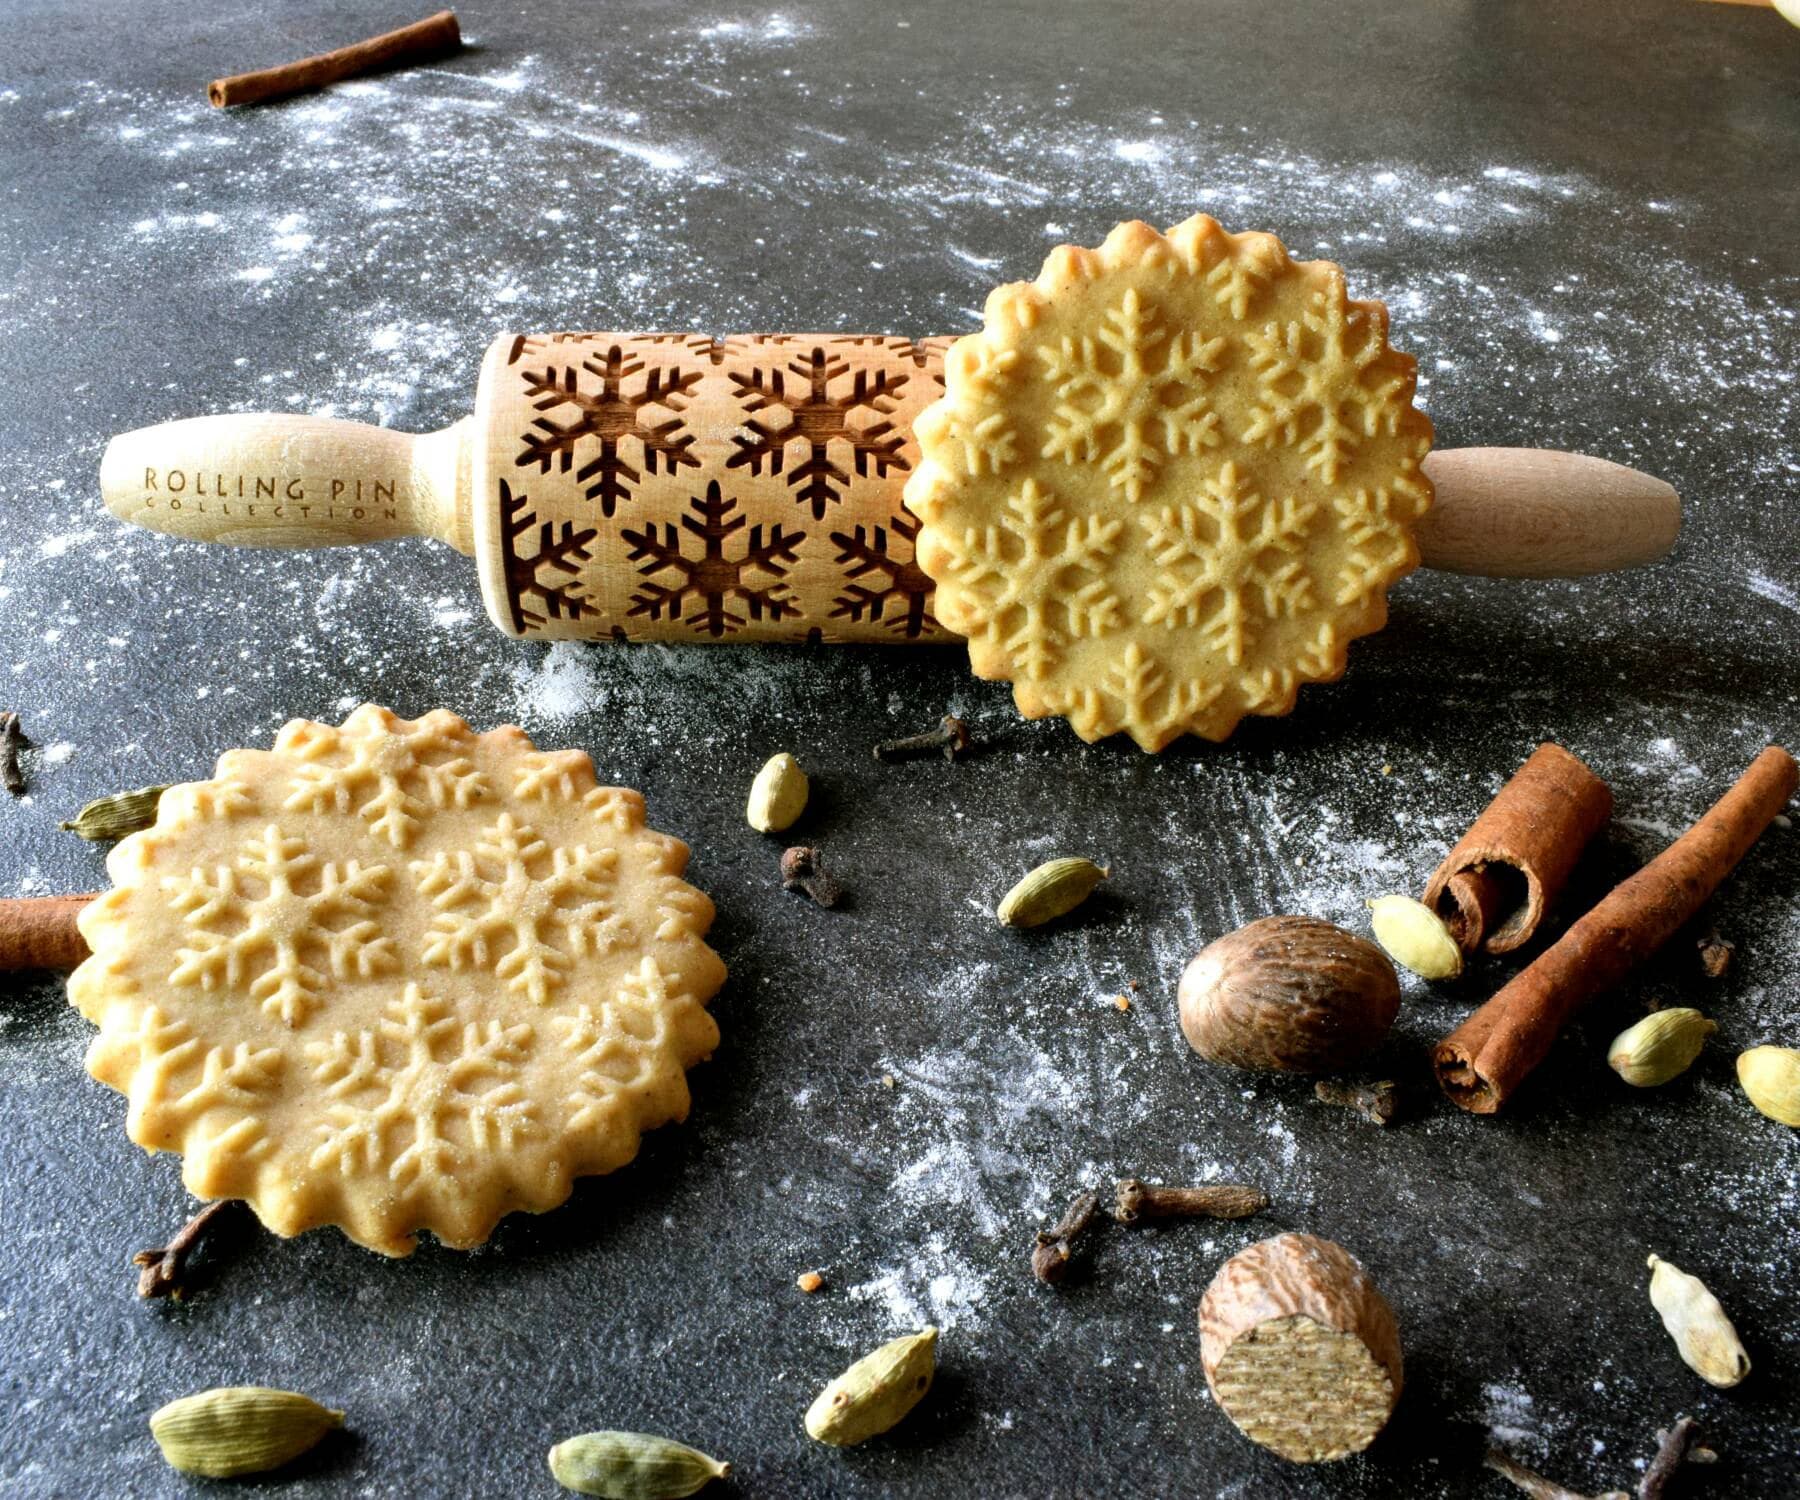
[
  {"left": 0, "top": 894, "right": 96, "bottom": 971},
  {"left": 1424, "top": 744, "right": 1613, "bottom": 953},
  {"left": 208, "top": 10, "right": 462, "bottom": 109},
  {"left": 1436, "top": 746, "right": 1798, "bottom": 1113}
]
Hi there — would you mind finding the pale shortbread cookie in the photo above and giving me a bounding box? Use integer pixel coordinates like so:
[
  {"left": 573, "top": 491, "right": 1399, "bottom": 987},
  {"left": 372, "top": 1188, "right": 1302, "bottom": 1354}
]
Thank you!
[
  {"left": 904, "top": 217, "right": 1434, "bottom": 750},
  {"left": 68, "top": 706, "right": 726, "bottom": 1257}
]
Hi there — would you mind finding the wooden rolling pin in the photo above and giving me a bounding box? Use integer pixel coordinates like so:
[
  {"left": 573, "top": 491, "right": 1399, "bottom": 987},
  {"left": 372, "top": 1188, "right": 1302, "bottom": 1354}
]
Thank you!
[{"left": 102, "top": 332, "right": 1680, "bottom": 645}]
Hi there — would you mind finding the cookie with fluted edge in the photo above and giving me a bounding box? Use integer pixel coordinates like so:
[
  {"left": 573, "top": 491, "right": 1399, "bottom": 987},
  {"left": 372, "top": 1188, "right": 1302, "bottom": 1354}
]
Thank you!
[
  {"left": 904, "top": 216, "right": 1434, "bottom": 750},
  {"left": 68, "top": 705, "right": 726, "bottom": 1257}
]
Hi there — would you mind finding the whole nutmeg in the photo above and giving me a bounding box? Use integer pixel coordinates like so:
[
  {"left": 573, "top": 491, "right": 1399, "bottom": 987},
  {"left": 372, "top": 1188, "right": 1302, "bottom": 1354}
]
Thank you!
[{"left": 1179, "top": 915, "right": 1400, "bottom": 1073}]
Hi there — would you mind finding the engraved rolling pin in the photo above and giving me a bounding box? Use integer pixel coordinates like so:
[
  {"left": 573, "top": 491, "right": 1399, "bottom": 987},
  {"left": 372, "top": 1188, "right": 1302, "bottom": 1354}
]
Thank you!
[{"left": 100, "top": 219, "right": 1684, "bottom": 746}]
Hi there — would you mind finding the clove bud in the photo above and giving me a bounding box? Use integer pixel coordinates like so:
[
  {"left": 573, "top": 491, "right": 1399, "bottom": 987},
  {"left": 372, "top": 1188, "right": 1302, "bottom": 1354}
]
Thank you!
[
  {"left": 780, "top": 846, "right": 841, "bottom": 908},
  {"left": 873, "top": 715, "right": 969, "bottom": 763},
  {"left": 1031, "top": 1189, "right": 1100, "bottom": 1284},
  {"left": 1313, "top": 1078, "right": 1402, "bottom": 1126},
  {"left": 1111, "top": 1179, "right": 1267, "bottom": 1224}
]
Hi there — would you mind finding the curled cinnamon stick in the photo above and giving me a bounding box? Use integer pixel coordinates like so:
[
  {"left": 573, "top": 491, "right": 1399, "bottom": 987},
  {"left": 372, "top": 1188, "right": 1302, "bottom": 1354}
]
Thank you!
[
  {"left": 209, "top": 10, "right": 462, "bottom": 109},
  {"left": 1436, "top": 746, "right": 1798, "bottom": 1113},
  {"left": 1424, "top": 744, "right": 1613, "bottom": 953},
  {"left": 0, "top": 894, "right": 97, "bottom": 972}
]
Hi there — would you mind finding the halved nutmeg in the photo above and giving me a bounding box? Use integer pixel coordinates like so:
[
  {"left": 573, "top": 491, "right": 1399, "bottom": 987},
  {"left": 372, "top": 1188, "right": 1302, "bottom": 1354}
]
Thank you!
[
  {"left": 1199, "top": 1232, "right": 1403, "bottom": 1462},
  {"left": 1178, "top": 915, "right": 1400, "bottom": 1073}
]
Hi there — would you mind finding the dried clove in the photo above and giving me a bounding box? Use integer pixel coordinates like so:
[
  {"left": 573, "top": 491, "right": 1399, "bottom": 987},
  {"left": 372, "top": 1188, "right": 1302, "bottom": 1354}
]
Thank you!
[
  {"left": 1696, "top": 931, "right": 1734, "bottom": 979},
  {"left": 1484, "top": 1445, "right": 1626, "bottom": 1500},
  {"left": 0, "top": 712, "right": 27, "bottom": 796},
  {"left": 873, "top": 715, "right": 969, "bottom": 763},
  {"left": 780, "top": 846, "right": 842, "bottom": 909},
  {"left": 1486, "top": 1414, "right": 1716, "bottom": 1500},
  {"left": 1314, "top": 1078, "right": 1402, "bottom": 1126},
  {"left": 1031, "top": 1189, "right": 1101, "bottom": 1284},
  {"left": 1638, "top": 1417, "right": 1713, "bottom": 1500},
  {"left": 133, "top": 1199, "right": 243, "bottom": 1300},
  {"left": 1111, "top": 1179, "right": 1267, "bottom": 1224}
]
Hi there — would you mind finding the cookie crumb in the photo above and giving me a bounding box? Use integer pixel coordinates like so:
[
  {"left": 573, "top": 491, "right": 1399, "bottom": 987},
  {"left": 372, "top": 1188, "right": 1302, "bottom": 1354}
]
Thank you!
[
  {"left": 1380, "top": 763, "right": 1394, "bottom": 776},
  {"left": 796, "top": 1270, "right": 825, "bottom": 1294},
  {"left": 880, "top": 1073, "right": 895, "bottom": 1089},
  {"left": 1113, "top": 994, "right": 1132, "bottom": 1012}
]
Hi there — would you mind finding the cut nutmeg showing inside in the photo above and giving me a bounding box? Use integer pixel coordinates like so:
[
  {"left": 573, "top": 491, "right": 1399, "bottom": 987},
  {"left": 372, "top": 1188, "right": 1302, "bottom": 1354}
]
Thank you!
[{"left": 1198, "top": 1231, "right": 1403, "bottom": 1462}]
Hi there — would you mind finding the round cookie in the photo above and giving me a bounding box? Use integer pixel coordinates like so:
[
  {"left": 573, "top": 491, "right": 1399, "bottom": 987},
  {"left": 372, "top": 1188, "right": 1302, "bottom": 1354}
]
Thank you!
[
  {"left": 904, "top": 216, "right": 1434, "bottom": 751},
  {"left": 68, "top": 706, "right": 726, "bottom": 1257}
]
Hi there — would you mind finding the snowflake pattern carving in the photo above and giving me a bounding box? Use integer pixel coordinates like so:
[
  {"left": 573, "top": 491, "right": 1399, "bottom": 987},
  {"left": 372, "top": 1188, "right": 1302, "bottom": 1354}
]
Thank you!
[
  {"left": 906, "top": 216, "right": 1433, "bottom": 749},
  {"left": 68, "top": 708, "right": 727, "bottom": 1257},
  {"left": 516, "top": 345, "right": 702, "bottom": 517},
  {"left": 828, "top": 514, "right": 937, "bottom": 638},
  {"left": 621, "top": 480, "right": 805, "bottom": 638},
  {"left": 496, "top": 478, "right": 597, "bottom": 633},
  {"left": 726, "top": 342, "right": 912, "bottom": 520},
  {"left": 481, "top": 333, "right": 956, "bottom": 644}
]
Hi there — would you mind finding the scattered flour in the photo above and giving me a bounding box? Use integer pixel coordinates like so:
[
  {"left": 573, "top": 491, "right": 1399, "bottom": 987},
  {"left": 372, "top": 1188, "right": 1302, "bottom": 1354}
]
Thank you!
[{"left": 0, "top": 16, "right": 1793, "bottom": 1489}]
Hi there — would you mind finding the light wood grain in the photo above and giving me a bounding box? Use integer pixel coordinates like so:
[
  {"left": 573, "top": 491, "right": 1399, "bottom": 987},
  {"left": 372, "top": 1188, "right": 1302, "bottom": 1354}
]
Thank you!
[
  {"left": 101, "top": 337, "right": 1684, "bottom": 639},
  {"left": 101, "top": 413, "right": 471, "bottom": 553},
  {"left": 1416, "top": 447, "right": 1681, "bottom": 577}
]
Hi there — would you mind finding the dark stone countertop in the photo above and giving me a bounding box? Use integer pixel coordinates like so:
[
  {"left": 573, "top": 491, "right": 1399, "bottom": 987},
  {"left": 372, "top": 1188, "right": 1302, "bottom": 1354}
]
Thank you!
[{"left": 1, "top": 2, "right": 1796, "bottom": 1495}]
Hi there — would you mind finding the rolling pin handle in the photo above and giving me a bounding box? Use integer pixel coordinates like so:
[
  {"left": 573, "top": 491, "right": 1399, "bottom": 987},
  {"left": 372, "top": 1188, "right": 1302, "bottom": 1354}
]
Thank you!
[
  {"left": 99, "top": 413, "right": 473, "bottom": 555},
  {"left": 1418, "top": 447, "right": 1681, "bottom": 578}
]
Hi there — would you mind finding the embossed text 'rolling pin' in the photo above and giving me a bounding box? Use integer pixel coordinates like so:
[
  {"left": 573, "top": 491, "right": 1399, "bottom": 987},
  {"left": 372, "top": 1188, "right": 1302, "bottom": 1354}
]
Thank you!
[{"left": 100, "top": 219, "right": 1682, "bottom": 747}]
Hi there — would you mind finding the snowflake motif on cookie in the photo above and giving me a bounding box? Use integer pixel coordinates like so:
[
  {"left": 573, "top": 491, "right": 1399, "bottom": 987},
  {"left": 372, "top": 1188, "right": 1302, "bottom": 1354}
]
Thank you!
[
  {"left": 280, "top": 706, "right": 492, "bottom": 849},
  {"left": 906, "top": 215, "right": 1433, "bottom": 750},
  {"left": 1241, "top": 289, "right": 1413, "bottom": 484},
  {"left": 1137, "top": 462, "right": 1321, "bottom": 663},
  {"left": 411, "top": 812, "right": 632, "bottom": 1004},
  {"left": 162, "top": 824, "right": 397, "bottom": 1027},
  {"left": 925, "top": 478, "right": 1125, "bottom": 680},
  {"left": 68, "top": 707, "right": 727, "bottom": 1258},
  {"left": 105, "top": 1006, "right": 286, "bottom": 1179},
  {"left": 307, "top": 985, "right": 540, "bottom": 1188},
  {"left": 555, "top": 957, "right": 711, "bottom": 1142},
  {"left": 1039, "top": 288, "right": 1227, "bottom": 502}
]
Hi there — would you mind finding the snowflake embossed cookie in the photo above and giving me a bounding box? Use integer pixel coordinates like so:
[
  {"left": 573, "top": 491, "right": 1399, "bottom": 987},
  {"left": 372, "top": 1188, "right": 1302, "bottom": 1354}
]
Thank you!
[
  {"left": 905, "top": 216, "right": 1433, "bottom": 751},
  {"left": 68, "top": 706, "right": 726, "bottom": 1257}
]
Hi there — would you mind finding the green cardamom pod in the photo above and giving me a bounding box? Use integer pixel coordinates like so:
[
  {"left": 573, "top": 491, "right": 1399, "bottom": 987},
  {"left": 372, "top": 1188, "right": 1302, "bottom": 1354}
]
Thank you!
[
  {"left": 746, "top": 752, "right": 809, "bottom": 833},
  {"left": 1646, "top": 1253, "right": 1750, "bottom": 1388},
  {"left": 1737, "top": 1045, "right": 1800, "bottom": 1126},
  {"left": 548, "top": 1431, "right": 730, "bottom": 1498},
  {"left": 59, "top": 784, "right": 169, "bottom": 841},
  {"left": 149, "top": 1386, "right": 344, "bottom": 1477},
  {"left": 1608, "top": 1007, "right": 1715, "bottom": 1087},
  {"left": 997, "top": 858, "right": 1108, "bottom": 929},
  {"left": 1366, "top": 894, "right": 1464, "bottom": 980},
  {"left": 804, "top": 1327, "right": 938, "bottom": 1446}
]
